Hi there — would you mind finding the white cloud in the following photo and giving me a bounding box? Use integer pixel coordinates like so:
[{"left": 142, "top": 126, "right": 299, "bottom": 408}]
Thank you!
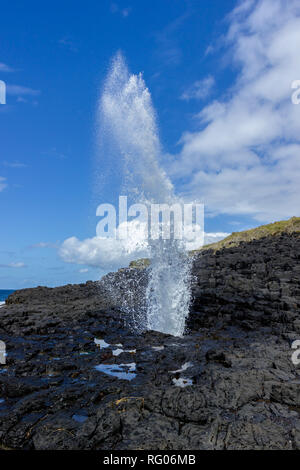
[
  {"left": 169, "top": 0, "right": 300, "bottom": 222},
  {"left": 58, "top": 37, "right": 78, "bottom": 53},
  {"left": 204, "top": 45, "right": 214, "bottom": 57},
  {"left": 3, "top": 161, "right": 27, "bottom": 168},
  {"left": 16, "top": 97, "right": 27, "bottom": 103},
  {"left": 10, "top": 262, "right": 26, "bottom": 268},
  {"left": 184, "top": 231, "right": 230, "bottom": 251},
  {"left": 0, "top": 262, "right": 26, "bottom": 268},
  {"left": 59, "top": 221, "right": 149, "bottom": 270},
  {"left": 42, "top": 148, "right": 67, "bottom": 159},
  {"left": 60, "top": 236, "right": 142, "bottom": 269},
  {"left": 154, "top": 12, "right": 189, "bottom": 67},
  {"left": 110, "top": 3, "right": 131, "bottom": 18},
  {"left": 0, "top": 177, "right": 7, "bottom": 192},
  {"left": 6, "top": 85, "right": 40, "bottom": 96},
  {"left": 29, "top": 241, "right": 58, "bottom": 249},
  {"left": 181, "top": 76, "right": 215, "bottom": 101},
  {"left": 59, "top": 218, "right": 229, "bottom": 268},
  {"left": 204, "top": 232, "right": 230, "bottom": 245},
  {"left": 0, "top": 63, "right": 15, "bottom": 72},
  {"left": 79, "top": 268, "right": 89, "bottom": 273},
  {"left": 121, "top": 7, "right": 131, "bottom": 17}
]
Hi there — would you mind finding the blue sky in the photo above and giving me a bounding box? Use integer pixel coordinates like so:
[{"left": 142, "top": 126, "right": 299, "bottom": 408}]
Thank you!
[{"left": 1, "top": 0, "right": 300, "bottom": 289}]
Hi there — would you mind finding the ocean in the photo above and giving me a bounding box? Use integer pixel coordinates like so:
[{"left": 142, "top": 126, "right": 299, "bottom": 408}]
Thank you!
[{"left": 0, "top": 289, "right": 15, "bottom": 306}]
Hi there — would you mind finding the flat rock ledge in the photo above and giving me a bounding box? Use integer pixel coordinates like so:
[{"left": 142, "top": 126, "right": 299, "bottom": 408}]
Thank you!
[{"left": 0, "top": 233, "right": 300, "bottom": 450}]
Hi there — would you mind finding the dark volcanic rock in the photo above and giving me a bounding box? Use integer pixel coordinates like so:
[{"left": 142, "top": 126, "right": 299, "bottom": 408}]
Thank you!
[
  {"left": 0, "top": 233, "right": 300, "bottom": 449},
  {"left": 189, "top": 232, "right": 300, "bottom": 335}
]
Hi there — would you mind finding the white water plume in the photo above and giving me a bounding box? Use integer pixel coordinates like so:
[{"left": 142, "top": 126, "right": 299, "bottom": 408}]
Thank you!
[{"left": 98, "top": 52, "right": 192, "bottom": 336}]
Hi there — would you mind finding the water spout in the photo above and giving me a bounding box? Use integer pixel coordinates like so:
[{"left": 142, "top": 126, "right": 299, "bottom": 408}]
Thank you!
[{"left": 98, "top": 52, "right": 192, "bottom": 336}]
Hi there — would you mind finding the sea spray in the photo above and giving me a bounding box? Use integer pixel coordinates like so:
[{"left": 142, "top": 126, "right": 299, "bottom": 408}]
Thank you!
[
  {"left": 98, "top": 52, "right": 192, "bottom": 336},
  {"left": 146, "top": 238, "right": 192, "bottom": 336},
  {"left": 99, "top": 52, "right": 173, "bottom": 205}
]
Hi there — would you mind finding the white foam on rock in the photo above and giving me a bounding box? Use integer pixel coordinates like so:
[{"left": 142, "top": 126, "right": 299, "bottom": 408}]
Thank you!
[
  {"left": 94, "top": 362, "right": 136, "bottom": 381},
  {"left": 112, "top": 348, "right": 124, "bottom": 357},
  {"left": 170, "top": 362, "right": 193, "bottom": 374},
  {"left": 94, "top": 338, "right": 135, "bottom": 357},
  {"left": 94, "top": 338, "right": 110, "bottom": 349},
  {"left": 172, "top": 377, "right": 193, "bottom": 388}
]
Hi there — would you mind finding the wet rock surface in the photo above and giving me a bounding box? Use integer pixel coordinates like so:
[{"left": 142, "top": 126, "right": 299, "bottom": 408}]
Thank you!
[{"left": 0, "top": 233, "right": 300, "bottom": 450}]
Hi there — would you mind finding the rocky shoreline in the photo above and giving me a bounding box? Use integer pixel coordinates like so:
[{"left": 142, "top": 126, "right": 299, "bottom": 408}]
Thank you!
[{"left": 1, "top": 232, "right": 300, "bottom": 450}]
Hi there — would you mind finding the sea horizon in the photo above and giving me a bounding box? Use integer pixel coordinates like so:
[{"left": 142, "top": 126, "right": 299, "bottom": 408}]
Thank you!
[{"left": 0, "top": 289, "right": 15, "bottom": 302}]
